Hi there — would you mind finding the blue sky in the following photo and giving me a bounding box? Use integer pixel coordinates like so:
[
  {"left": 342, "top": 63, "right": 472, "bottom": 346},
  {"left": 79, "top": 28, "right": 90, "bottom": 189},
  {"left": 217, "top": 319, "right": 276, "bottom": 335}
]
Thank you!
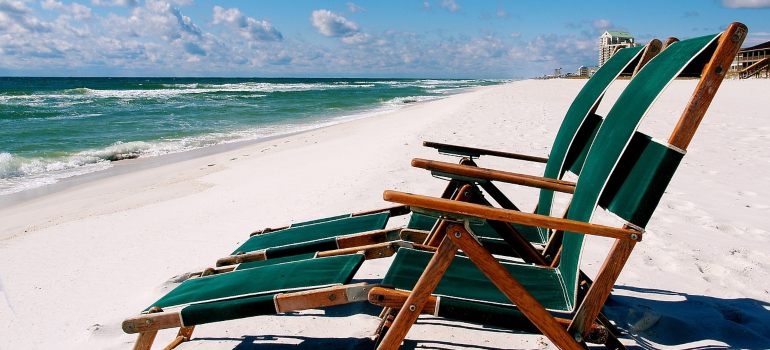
[{"left": 0, "top": 0, "right": 768, "bottom": 78}]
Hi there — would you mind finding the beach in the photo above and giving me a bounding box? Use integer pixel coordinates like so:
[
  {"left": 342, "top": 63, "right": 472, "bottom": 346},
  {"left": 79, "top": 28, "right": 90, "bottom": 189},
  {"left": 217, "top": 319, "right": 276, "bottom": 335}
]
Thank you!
[{"left": 1, "top": 78, "right": 769, "bottom": 349}]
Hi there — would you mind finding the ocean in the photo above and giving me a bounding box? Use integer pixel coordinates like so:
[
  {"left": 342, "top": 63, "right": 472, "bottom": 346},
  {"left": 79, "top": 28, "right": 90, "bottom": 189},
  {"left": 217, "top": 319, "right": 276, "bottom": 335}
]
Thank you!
[{"left": 0, "top": 77, "right": 501, "bottom": 195}]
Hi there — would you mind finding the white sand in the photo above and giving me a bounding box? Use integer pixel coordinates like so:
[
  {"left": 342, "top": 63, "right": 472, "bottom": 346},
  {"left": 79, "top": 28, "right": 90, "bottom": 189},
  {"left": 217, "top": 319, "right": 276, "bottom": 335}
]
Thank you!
[{"left": 1, "top": 79, "right": 769, "bottom": 350}]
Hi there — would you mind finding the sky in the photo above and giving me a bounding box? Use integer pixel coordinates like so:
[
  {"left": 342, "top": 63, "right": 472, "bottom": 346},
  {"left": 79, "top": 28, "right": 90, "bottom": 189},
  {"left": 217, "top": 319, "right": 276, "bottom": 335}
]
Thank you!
[{"left": 0, "top": 0, "right": 769, "bottom": 78}]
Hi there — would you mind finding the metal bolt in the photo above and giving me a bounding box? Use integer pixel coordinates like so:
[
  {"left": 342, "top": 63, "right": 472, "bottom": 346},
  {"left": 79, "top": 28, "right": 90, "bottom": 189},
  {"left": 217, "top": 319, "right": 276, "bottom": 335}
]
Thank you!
[
  {"left": 454, "top": 231, "right": 462, "bottom": 238},
  {"left": 145, "top": 319, "right": 152, "bottom": 325},
  {"left": 715, "top": 66, "right": 723, "bottom": 75},
  {"left": 630, "top": 233, "right": 639, "bottom": 241},
  {"left": 328, "top": 293, "right": 337, "bottom": 301},
  {"left": 463, "top": 191, "right": 471, "bottom": 198},
  {"left": 574, "top": 332, "right": 583, "bottom": 342},
  {"left": 408, "top": 304, "right": 416, "bottom": 312}
]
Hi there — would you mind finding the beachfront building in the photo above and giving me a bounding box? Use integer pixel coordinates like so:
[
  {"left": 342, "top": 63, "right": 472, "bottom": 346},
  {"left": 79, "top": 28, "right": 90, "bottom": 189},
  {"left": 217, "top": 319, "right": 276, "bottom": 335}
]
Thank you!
[
  {"left": 576, "top": 65, "right": 600, "bottom": 77},
  {"left": 730, "top": 40, "right": 770, "bottom": 79},
  {"left": 598, "top": 31, "right": 638, "bottom": 67}
]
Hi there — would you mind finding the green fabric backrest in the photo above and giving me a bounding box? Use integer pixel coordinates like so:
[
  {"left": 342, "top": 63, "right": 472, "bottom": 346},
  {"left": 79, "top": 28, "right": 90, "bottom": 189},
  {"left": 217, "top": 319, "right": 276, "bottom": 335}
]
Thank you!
[
  {"left": 564, "top": 113, "right": 603, "bottom": 176},
  {"left": 535, "top": 46, "right": 644, "bottom": 222},
  {"left": 557, "top": 33, "right": 720, "bottom": 308},
  {"left": 598, "top": 133, "right": 684, "bottom": 226}
]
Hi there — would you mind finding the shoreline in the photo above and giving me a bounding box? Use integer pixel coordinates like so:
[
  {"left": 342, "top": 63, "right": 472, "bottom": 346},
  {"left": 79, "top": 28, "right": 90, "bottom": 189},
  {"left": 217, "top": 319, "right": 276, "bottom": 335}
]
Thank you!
[
  {"left": 1, "top": 79, "right": 768, "bottom": 349},
  {"left": 0, "top": 85, "right": 478, "bottom": 209}
]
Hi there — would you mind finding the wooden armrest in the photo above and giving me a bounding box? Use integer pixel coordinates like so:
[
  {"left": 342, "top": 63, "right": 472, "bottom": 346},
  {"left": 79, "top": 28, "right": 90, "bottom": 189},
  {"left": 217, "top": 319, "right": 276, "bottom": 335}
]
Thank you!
[
  {"left": 423, "top": 141, "right": 548, "bottom": 163},
  {"left": 412, "top": 158, "right": 575, "bottom": 194},
  {"left": 382, "top": 191, "right": 642, "bottom": 241}
]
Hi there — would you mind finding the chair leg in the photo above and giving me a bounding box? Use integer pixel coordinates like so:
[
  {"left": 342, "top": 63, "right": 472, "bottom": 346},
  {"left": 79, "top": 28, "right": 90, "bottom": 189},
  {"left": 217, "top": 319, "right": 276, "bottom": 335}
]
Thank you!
[
  {"left": 133, "top": 331, "right": 158, "bottom": 350},
  {"left": 375, "top": 232, "right": 460, "bottom": 349},
  {"left": 164, "top": 326, "right": 195, "bottom": 350},
  {"left": 569, "top": 237, "right": 637, "bottom": 339},
  {"left": 448, "top": 223, "right": 585, "bottom": 350}
]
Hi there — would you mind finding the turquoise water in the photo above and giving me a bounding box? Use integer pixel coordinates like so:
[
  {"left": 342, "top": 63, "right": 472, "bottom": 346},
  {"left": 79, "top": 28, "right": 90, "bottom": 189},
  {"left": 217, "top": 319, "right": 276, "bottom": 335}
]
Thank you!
[{"left": 0, "top": 77, "right": 501, "bottom": 194}]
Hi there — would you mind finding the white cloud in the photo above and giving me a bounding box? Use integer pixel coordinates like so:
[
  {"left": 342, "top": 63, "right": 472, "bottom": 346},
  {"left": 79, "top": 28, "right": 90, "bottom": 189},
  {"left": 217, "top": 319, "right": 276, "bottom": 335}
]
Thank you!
[
  {"left": 592, "top": 19, "right": 612, "bottom": 31},
  {"left": 310, "top": 9, "right": 368, "bottom": 44},
  {"left": 90, "top": 0, "right": 137, "bottom": 7},
  {"left": 311, "top": 9, "right": 358, "bottom": 37},
  {"left": 721, "top": 0, "right": 770, "bottom": 8},
  {"left": 41, "top": 0, "right": 92, "bottom": 19},
  {"left": 346, "top": 2, "right": 365, "bottom": 13},
  {"left": 212, "top": 6, "right": 282, "bottom": 42},
  {"left": 441, "top": 0, "right": 459, "bottom": 12}
]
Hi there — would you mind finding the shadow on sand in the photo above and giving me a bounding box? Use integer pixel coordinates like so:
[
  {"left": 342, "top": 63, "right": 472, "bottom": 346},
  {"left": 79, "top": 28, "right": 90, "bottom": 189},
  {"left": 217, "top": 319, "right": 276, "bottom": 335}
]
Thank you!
[{"left": 604, "top": 285, "right": 770, "bottom": 350}]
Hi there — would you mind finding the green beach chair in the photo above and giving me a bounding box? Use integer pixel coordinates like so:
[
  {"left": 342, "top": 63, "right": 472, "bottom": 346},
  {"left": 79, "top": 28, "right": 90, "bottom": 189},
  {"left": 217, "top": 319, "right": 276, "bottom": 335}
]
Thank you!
[
  {"left": 207, "top": 41, "right": 662, "bottom": 272},
  {"left": 119, "top": 25, "right": 746, "bottom": 350},
  {"left": 369, "top": 23, "right": 746, "bottom": 350}
]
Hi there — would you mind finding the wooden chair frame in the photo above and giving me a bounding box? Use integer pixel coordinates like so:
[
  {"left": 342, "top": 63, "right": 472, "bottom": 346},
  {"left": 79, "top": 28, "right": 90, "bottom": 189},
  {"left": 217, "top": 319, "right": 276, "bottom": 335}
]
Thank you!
[{"left": 372, "top": 23, "right": 746, "bottom": 350}]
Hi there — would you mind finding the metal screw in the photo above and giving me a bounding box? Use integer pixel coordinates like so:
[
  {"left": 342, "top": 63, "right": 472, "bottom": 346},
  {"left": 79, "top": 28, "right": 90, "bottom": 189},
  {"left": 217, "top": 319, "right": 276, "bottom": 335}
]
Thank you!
[
  {"left": 630, "top": 233, "right": 639, "bottom": 241},
  {"left": 328, "top": 293, "right": 337, "bottom": 301},
  {"left": 715, "top": 66, "right": 723, "bottom": 75},
  {"left": 408, "top": 304, "right": 416, "bottom": 312},
  {"left": 463, "top": 191, "right": 471, "bottom": 198},
  {"left": 574, "top": 332, "right": 583, "bottom": 342},
  {"left": 454, "top": 231, "right": 462, "bottom": 238}
]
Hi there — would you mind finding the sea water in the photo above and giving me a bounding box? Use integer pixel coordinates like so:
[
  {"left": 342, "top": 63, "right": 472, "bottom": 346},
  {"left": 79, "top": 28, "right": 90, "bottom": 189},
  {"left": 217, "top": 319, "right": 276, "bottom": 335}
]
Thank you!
[{"left": 0, "top": 77, "right": 501, "bottom": 195}]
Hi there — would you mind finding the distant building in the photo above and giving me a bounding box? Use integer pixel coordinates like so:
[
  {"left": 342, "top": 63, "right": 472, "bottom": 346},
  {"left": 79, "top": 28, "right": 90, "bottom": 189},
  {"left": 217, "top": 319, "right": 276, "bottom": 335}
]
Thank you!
[
  {"left": 730, "top": 40, "right": 770, "bottom": 79},
  {"left": 598, "top": 31, "right": 638, "bottom": 67},
  {"left": 576, "top": 65, "right": 599, "bottom": 77}
]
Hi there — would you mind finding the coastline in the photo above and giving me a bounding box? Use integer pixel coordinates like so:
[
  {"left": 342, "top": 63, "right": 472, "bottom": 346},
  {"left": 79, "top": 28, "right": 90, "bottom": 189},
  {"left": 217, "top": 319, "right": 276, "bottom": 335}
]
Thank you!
[{"left": 1, "top": 79, "right": 769, "bottom": 349}]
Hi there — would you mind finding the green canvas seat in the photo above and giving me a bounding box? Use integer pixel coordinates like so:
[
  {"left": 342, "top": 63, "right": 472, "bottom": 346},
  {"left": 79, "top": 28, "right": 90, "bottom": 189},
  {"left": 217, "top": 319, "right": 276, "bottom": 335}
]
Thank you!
[
  {"left": 230, "top": 212, "right": 389, "bottom": 258},
  {"left": 372, "top": 24, "right": 746, "bottom": 350},
  {"left": 126, "top": 254, "right": 364, "bottom": 330},
  {"left": 384, "top": 248, "right": 571, "bottom": 311}
]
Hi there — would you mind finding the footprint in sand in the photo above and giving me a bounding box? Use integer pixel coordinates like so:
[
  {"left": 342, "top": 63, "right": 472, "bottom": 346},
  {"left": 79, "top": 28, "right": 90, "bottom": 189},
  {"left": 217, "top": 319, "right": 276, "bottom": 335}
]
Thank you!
[
  {"left": 738, "top": 190, "right": 758, "bottom": 197},
  {"left": 715, "top": 223, "right": 745, "bottom": 235},
  {"left": 665, "top": 199, "right": 696, "bottom": 212}
]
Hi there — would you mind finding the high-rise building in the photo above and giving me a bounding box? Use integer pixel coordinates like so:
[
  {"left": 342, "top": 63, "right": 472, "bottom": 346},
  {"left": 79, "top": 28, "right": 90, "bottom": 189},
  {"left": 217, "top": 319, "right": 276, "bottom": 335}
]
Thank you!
[{"left": 598, "top": 31, "right": 637, "bottom": 67}]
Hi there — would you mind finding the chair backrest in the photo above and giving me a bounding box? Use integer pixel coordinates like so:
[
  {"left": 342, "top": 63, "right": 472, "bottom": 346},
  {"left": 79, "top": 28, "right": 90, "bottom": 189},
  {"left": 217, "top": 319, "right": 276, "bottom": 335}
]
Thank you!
[
  {"left": 533, "top": 46, "right": 647, "bottom": 224},
  {"left": 556, "top": 24, "right": 745, "bottom": 309}
]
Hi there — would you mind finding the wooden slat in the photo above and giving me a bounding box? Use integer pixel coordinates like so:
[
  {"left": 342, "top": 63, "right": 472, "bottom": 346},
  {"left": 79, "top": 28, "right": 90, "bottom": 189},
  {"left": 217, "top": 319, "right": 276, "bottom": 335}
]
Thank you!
[
  {"left": 123, "top": 311, "right": 183, "bottom": 334},
  {"left": 384, "top": 191, "right": 641, "bottom": 241},
  {"left": 375, "top": 230, "right": 460, "bottom": 350},
  {"left": 423, "top": 141, "right": 549, "bottom": 163},
  {"left": 274, "top": 283, "right": 373, "bottom": 312},
  {"left": 568, "top": 238, "right": 636, "bottom": 338},
  {"left": 367, "top": 287, "right": 611, "bottom": 344},
  {"left": 447, "top": 224, "right": 583, "bottom": 350},
  {"left": 633, "top": 39, "right": 662, "bottom": 76},
  {"left": 133, "top": 331, "right": 158, "bottom": 350},
  {"left": 662, "top": 37, "right": 679, "bottom": 49},
  {"left": 166, "top": 326, "right": 195, "bottom": 350},
  {"left": 425, "top": 184, "right": 476, "bottom": 246},
  {"left": 412, "top": 158, "right": 576, "bottom": 193},
  {"left": 215, "top": 250, "right": 267, "bottom": 267},
  {"left": 336, "top": 228, "right": 401, "bottom": 248},
  {"left": 669, "top": 22, "right": 747, "bottom": 149},
  {"left": 399, "top": 229, "right": 429, "bottom": 243},
  {"left": 368, "top": 287, "right": 438, "bottom": 314},
  {"left": 316, "top": 241, "right": 409, "bottom": 260}
]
